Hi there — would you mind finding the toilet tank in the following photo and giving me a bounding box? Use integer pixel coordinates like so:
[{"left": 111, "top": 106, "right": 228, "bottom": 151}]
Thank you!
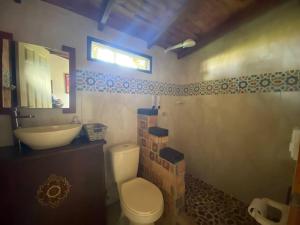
[{"left": 110, "top": 143, "right": 140, "bottom": 184}]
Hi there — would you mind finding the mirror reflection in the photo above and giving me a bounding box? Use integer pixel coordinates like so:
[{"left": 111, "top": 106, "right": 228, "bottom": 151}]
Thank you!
[{"left": 16, "top": 42, "right": 70, "bottom": 108}]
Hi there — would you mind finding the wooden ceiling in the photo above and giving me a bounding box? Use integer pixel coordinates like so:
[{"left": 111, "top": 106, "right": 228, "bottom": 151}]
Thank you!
[{"left": 41, "top": 0, "right": 283, "bottom": 58}]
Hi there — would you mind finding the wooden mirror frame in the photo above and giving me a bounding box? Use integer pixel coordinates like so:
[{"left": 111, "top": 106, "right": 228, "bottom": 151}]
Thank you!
[
  {"left": 0, "top": 31, "right": 14, "bottom": 114},
  {"left": 62, "top": 45, "right": 76, "bottom": 113}
]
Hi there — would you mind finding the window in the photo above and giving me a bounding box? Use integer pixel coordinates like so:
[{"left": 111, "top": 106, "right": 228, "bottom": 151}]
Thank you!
[{"left": 87, "top": 36, "right": 152, "bottom": 74}]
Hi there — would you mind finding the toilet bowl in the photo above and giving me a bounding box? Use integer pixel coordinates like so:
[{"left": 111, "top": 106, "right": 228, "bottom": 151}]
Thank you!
[
  {"left": 110, "top": 143, "right": 164, "bottom": 225},
  {"left": 120, "top": 177, "right": 163, "bottom": 225}
]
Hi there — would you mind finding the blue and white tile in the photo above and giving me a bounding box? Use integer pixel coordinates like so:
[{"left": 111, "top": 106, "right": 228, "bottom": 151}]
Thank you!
[{"left": 76, "top": 69, "right": 300, "bottom": 96}]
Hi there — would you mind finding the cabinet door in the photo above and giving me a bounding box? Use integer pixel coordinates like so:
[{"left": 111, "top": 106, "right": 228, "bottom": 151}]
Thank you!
[
  {"left": 0, "top": 146, "right": 105, "bottom": 225},
  {"left": 288, "top": 146, "right": 300, "bottom": 225}
]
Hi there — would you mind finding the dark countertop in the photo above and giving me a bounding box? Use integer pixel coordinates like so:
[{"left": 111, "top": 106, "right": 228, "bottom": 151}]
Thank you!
[{"left": 0, "top": 137, "right": 106, "bottom": 162}]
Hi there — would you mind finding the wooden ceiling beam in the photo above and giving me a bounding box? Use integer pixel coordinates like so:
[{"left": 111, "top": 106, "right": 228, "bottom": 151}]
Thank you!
[
  {"left": 98, "top": 0, "right": 116, "bottom": 31},
  {"left": 177, "top": 0, "right": 284, "bottom": 59},
  {"left": 147, "top": 0, "right": 195, "bottom": 49}
]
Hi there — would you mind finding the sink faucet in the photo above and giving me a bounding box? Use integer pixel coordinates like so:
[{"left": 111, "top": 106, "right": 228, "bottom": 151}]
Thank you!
[{"left": 12, "top": 107, "right": 35, "bottom": 128}]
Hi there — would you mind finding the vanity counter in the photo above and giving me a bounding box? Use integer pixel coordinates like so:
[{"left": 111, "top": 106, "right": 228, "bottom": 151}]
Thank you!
[{"left": 0, "top": 138, "right": 106, "bottom": 161}]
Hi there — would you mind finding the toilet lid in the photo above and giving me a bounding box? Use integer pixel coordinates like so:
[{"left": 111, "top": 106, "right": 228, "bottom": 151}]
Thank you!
[{"left": 120, "top": 178, "right": 163, "bottom": 216}]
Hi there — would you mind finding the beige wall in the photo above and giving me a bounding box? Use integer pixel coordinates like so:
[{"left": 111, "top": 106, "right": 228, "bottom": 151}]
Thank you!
[
  {"left": 159, "top": 93, "right": 300, "bottom": 203},
  {"left": 159, "top": 0, "right": 300, "bottom": 203},
  {"left": 0, "top": 115, "right": 13, "bottom": 146}
]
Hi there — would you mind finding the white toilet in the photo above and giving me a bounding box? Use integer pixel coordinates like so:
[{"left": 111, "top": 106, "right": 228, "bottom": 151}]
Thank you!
[{"left": 110, "top": 143, "right": 164, "bottom": 225}]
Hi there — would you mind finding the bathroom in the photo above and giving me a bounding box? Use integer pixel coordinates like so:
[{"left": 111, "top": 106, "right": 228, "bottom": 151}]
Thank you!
[{"left": 1, "top": 0, "right": 300, "bottom": 225}]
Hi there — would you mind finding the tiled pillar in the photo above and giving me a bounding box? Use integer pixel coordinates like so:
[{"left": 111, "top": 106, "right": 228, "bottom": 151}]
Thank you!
[{"left": 137, "top": 108, "right": 186, "bottom": 224}]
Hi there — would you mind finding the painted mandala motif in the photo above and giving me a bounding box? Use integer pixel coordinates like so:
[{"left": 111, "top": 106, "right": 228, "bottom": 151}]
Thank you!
[{"left": 36, "top": 174, "right": 71, "bottom": 208}]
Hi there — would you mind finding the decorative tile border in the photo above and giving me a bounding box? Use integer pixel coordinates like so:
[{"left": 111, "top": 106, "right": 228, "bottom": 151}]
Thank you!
[
  {"left": 76, "top": 69, "right": 300, "bottom": 96},
  {"left": 76, "top": 69, "right": 182, "bottom": 96}
]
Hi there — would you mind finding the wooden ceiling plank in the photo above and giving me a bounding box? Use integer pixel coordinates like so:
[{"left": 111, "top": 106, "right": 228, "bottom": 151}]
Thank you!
[
  {"left": 98, "top": 0, "right": 116, "bottom": 31},
  {"left": 42, "top": 0, "right": 100, "bottom": 21},
  {"left": 168, "top": 23, "right": 198, "bottom": 40},
  {"left": 147, "top": 0, "right": 193, "bottom": 49},
  {"left": 113, "top": 3, "right": 135, "bottom": 18},
  {"left": 144, "top": 0, "right": 167, "bottom": 11},
  {"left": 107, "top": 11, "right": 159, "bottom": 40},
  {"left": 178, "top": 0, "right": 283, "bottom": 58},
  {"left": 117, "top": 0, "right": 161, "bottom": 24}
]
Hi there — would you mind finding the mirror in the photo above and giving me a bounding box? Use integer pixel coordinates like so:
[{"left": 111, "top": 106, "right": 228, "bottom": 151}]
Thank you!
[
  {"left": 0, "top": 31, "right": 13, "bottom": 113},
  {"left": 16, "top": 42, "right": 70, "bottom": 109}
]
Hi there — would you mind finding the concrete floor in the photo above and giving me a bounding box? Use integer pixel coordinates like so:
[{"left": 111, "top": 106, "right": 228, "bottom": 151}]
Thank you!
[{"left": 107, "top": 202, "right": 129, "bottom": 225}]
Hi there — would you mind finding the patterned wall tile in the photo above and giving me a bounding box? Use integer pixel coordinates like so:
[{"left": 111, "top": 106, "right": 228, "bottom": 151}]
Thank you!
[
  {"left": 219, "top": 78, "right": 238, "bottom": 94},
  {"left": 76, "top": 69, "right": 300, "bottom": 96},
  {"left": 198, "top": 81, "right": 207, "bottom": 95},
  {"left": 284, "top": 70, "right": 299, "bottom": 91},
  {"left": 270, "top": 72, "right": 286, "bottom": 92},
  {"left": 246, "top": 74, "right": 262, "bottom": 93},
  {"left": 228, "top": 77, "right": 239, "bottom": 94},
  {"left": 259, "top": 73, "right": 272, "bottom": 93},
  {"left": 76, "top": 69, "right": 183, "bottom": 96},
  {"left": 237, "top": 76, "right": 248, "bottom": 94}
]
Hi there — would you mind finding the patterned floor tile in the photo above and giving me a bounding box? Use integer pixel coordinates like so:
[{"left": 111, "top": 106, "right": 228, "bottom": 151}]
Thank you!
[{"left": 185, "top": 174, "right": 258, "bottom": 225}]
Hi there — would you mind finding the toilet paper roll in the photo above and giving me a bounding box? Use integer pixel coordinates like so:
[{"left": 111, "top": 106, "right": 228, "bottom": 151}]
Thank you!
[{"left": 248, "top": 198, "right": 267, "bottom": 217}]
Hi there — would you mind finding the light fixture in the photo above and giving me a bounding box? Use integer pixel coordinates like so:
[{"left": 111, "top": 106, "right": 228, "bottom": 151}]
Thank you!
[{"left": 165, "top": 39, "right": 196, "bottom": 53}]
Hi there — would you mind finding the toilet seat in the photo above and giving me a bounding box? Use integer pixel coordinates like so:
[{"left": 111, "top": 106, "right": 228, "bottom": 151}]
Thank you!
[{"left": 120, "top": 177, "right": 163, "bottom": 224}]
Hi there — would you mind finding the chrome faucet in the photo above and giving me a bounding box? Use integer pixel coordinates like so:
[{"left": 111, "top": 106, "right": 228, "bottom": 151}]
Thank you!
[{"left": 12, "top": 107, "right": 35, "bottom": 128}]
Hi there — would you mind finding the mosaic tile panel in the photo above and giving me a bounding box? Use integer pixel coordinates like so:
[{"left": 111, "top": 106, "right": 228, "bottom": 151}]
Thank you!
[
  {"left": 185, "top": 174, "right": 258, "bottom": 225},
  {"left": 137, "top": 112, "right": 186, "bottom": 225},
  {"left": 76, "top": 69, "right": 300, "bottom": 96}
]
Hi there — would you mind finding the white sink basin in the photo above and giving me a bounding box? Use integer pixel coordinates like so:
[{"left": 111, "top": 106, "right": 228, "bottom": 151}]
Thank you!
[{"left": 14, "top": 124, "right": 82, "bottom": 150}]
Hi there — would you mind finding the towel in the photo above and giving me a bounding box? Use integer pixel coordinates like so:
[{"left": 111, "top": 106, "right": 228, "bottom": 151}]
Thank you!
[{"left": 289, "top": 128, "right": 300, "bottom": 160}]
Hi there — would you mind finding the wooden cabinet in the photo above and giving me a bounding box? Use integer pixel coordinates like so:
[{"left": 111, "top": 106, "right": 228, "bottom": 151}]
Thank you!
[
  {"left": 288, "top": 145, "right": 300, "bottom": 225},
  {"left": 0, "top": 140, "right": 106, "bottom": 225}
]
